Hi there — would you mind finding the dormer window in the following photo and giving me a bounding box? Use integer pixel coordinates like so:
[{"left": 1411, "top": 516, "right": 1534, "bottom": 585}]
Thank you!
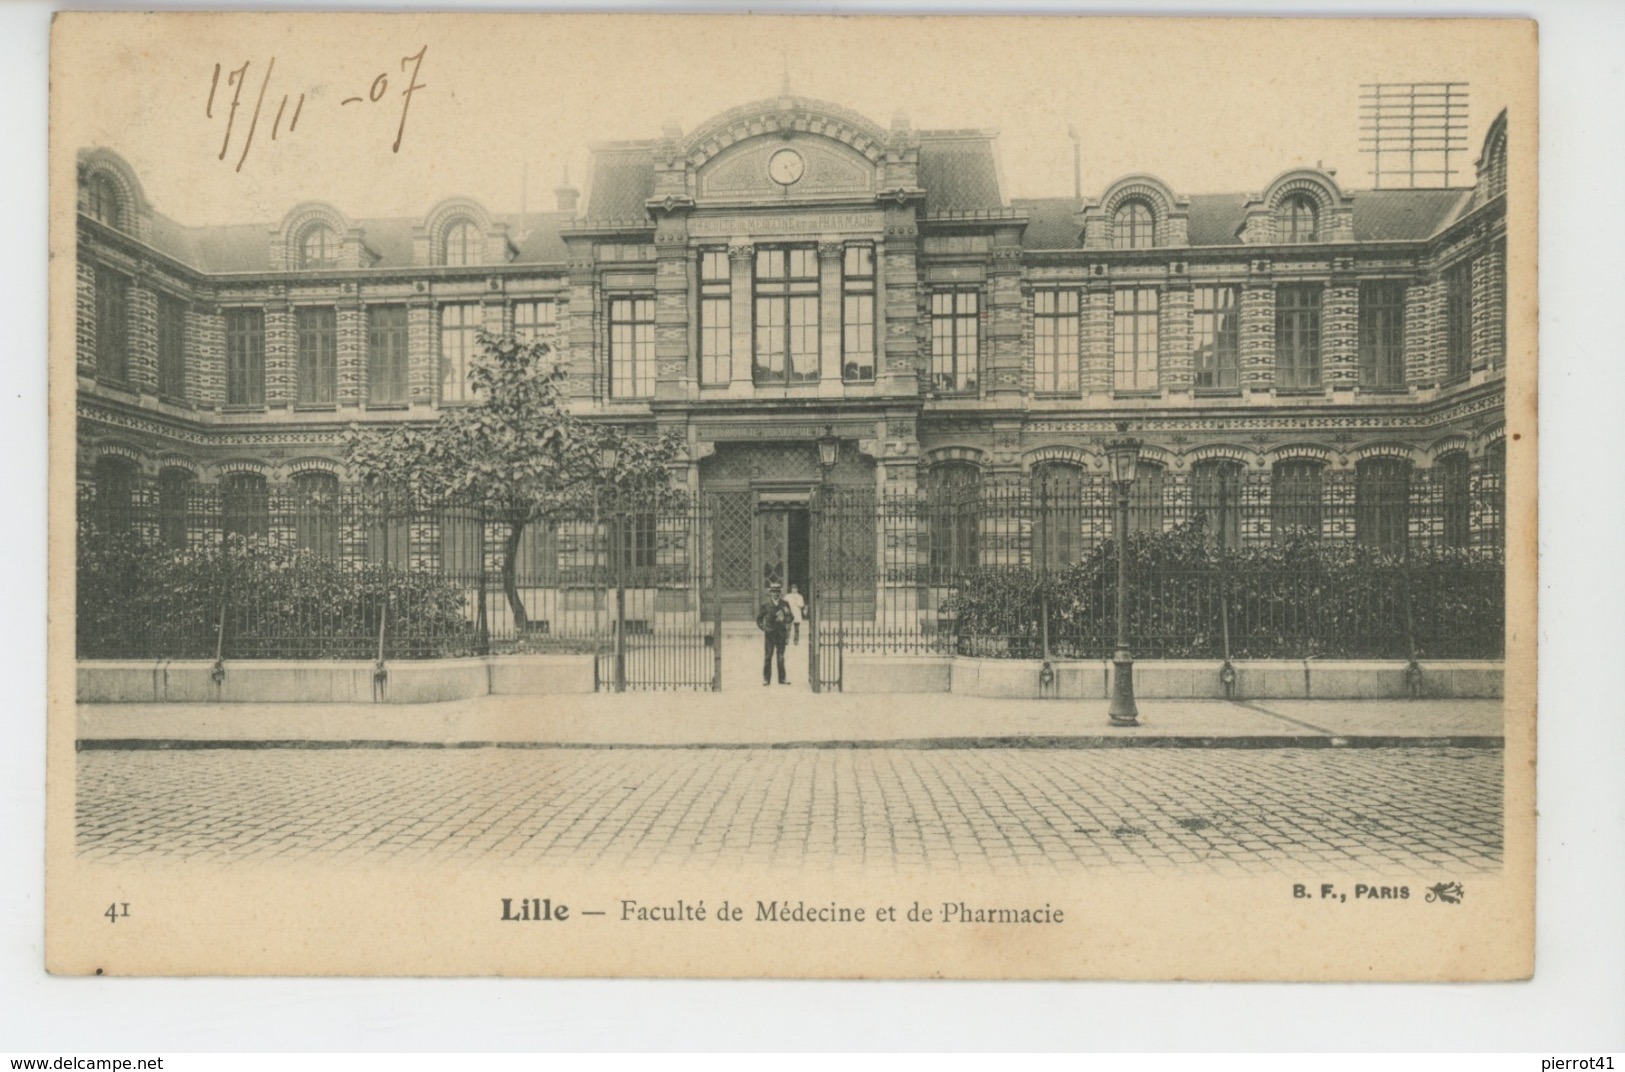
[
  {"left": 1281, "top": 194, "right": 1318, "bottom": 243},
  {"left": 86, "top": 173, "right": 122, "bottom": 229},
  {"left": 1112, "top": 200, "right": 1154, "bottom": 250},
  {"left": 299, "top": 224, "right": 338, "bottom": 269},
  {"left": 443, "top": 219, "right": 480, "bottom": 266}
]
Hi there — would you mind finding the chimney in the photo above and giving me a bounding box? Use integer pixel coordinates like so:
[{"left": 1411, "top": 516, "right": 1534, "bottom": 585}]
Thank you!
[{"left": 554, "top": 165, "right": 579, "bottom": 215}]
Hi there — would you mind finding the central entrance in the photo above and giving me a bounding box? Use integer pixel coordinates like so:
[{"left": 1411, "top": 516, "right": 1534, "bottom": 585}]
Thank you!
[{"left": 755, "top": 495, "right": 811, "bottom": 599}]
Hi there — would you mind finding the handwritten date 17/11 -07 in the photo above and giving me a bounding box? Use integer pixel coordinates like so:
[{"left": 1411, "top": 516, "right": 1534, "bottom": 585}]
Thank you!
[{"left": 205, "top": 46, "right": 427, "bottom": 173}]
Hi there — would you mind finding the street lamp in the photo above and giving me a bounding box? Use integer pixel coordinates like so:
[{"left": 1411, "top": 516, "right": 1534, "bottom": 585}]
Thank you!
[
  {"left": 598, "top": 438, "right": 625, "bottom": 691},
  {"left": 1105, "top": 424, "right": 1141, "bottom": 727},
  {"left": 815, "top": 424, "right": 840, "bottom": 472}
]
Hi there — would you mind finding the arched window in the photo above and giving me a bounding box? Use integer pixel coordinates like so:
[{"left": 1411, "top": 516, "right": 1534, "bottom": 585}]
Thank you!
[
  {"left": 1112, "top": 200, "right": 1155, "bottom": 250},
  {"left": 93, "top": 456, "right": 138, "bottom": 531},
  {"left": 1192, "top": 459, "right": 1244, "bottom": 549},
  {"left": 158, "top": 467, "right": 194, "bottom": 549},
  {"left": 1031, "top": 461, "right": 1085, "bottom": 570},
  {"left": 299, "top": 224, "right": 338, "bottom": 269},
  {"left": 292, "top": 471, "right": 339, "bottom": 559},
  {"left": 1437, "top": 452, "right": 1471, "bottom": 550},
  {"left": 443, "top": 220, "right": 480, "bottom": 266},
  {"left": 1128, "top": 460, "right": 1165, "bottom": 535},
  {"left": 1356, "top": 457, "right": 1411, "bottom": 556},
  {"left": 1280, "top": 194, "right": 1318, "bottom": 243},
  {"left": 927, "top": 462, "right": 980, "bottom": 577},
  {"left": 1271, "top": 460, "right": 1323, "bottom": 542},
  {"left": 86, "top": 173, "right": 122, "bottom": 229},
  {"left": 221, "top": 472, "right": 269, "bottom": 540}
]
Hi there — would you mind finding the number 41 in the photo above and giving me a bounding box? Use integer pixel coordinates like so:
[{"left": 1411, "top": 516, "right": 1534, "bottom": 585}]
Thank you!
[{"left": 105, "top": 902, "right": 129, "bottom": 923}]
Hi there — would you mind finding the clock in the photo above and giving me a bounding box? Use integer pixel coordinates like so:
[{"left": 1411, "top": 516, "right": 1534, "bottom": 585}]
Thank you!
[{"left": 768, "top": 148, "right": 805, "bottom": 186}]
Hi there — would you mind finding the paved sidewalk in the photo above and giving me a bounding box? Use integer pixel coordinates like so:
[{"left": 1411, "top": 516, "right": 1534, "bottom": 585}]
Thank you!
[{"left": 77, "top": 693, "right": 1503, "bottom": 749}]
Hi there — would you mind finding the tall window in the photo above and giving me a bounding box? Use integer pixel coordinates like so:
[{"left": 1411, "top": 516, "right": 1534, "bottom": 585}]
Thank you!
[
  {"left": 608, "top": 297, "right": 655, "bottom": 399},
  {"left": 1113, "top": 287, "right": 1159, "bottom": 391},
  {"left": 1129, "top": 461, "right": 1165, "bottom": 535},
  {"left": 1192, "top": 460, "right": 1243, "bottom": 549},
  {"left": 367, "top": 305, "right": 409, "bottom": 405},
  {"left": 1356, "top": 458, "right": 1410, "bottom": 556},
  {"left": 698, "top": 248, "right": 731, "bottom": 385},
  {"left": 611, "top": 513, "right": 658, "bottom": 573},
  {"left": 443, "top": 220, "right": 480, "bottom": 266},
  {"left": 224, "top": 308, "right": 265, "bottom": 406},
  {"left": 517, "top": 521, "right": 559, "bottom": 584},
  {"left": 221, "top": 473, "right": 269, "bottom": 540},
  {"left": 842, "top": 244, "right": 875, "bottom": 383},
  {"left": 93, "top": 456, "right": 136, "bottom": 530},
  {"left": 1359, "top": 281, "right": 1407, "bottom": 388},
  {"left": 1033, "top": 289, "right": 1080, "bottom": 395},
  {"left": 156, "top": 293, "right": 186, "bottom": 399},
  {"left": 1193, "top": 285, "right": 1240, "bottom": 390},
  {"left": 293, "top": 471, "right": 339, "bottom": 559},
  {"left": 1438, "top": 452, "right": 1471, "bottom": 550},
  {"left": 754, "top": 247, "right": 819, "bottom": 386},
  {"left": 930, "top": 290, "right": 979, "bottom": 394},
  {"left": 296, "top": 307, "right": 337, "bottom": 405},
  {"left": 439, "top": 303, "right": 481, "bottom": 403},
  {"left": 1275, "top": 284, "right": 1322, "bottom": 389},
  {"left": 927, "top": 463, "right": 980, "bottom": 575},
  {"left": 299, "top": 224, "right": 338, "bottom": 269},
  {"left": 1281, "top": 195, "right": 1318, "bottom": 243},
  {"left": 1113, "top": 200, "right": 1155, "bottom": 249},
  {"left": 1445, "top": 260, "right": 1474, "bottom": 381},
  {"left": 440, "top": 508, "right": 483, "bottom": 576},
  {"left": 1271, "top": 460, "right": 1323, "bottom": 542},
  {"left": 1031, "top": 462, "right": 1084, "bottom": 569},
  {"left": 513, "top": 300, "right": 557, "bottom": 345},
  {"left": 157, "top": 467, "right": 193, "bottom": 549},
  {"left": 86, "top": 173, "right": 121, "bottom": 228},
  {"left": 94, "top": 267, "right": 128, "bottom": 383},
  {"left": 1483, "top": 440, "right": 1506, "bottom": 550}
]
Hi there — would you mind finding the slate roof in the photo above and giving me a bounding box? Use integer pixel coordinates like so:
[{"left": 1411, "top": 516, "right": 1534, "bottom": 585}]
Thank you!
[
  {"left": 581, "top": 146, "right": 657, "bottom": 223},
  {"left": 917, "top": 136, "right": 1004, "bottom": 214},
  {"left": 1011, "top": 198, "right": 1083, "bottom": 249},
  {"left": 1350, "top": 188, "right": 1472, "bottom": 242}
]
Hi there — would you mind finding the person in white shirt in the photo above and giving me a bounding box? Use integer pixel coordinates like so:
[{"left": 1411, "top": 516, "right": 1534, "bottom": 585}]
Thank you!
[{"left": 783, "top": 584, "right": 807, "bottom": 644}]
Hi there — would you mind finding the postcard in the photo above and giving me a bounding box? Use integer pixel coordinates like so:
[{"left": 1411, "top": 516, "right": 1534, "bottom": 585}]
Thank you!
[{"left": 47, "top": 12, "right": 1536, "bottom": 979}]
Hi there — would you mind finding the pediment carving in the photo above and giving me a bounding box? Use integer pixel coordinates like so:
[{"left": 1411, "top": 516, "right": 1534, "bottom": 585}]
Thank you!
[{"left": 698, "top": 136, "right": 875, "bottom": 201}]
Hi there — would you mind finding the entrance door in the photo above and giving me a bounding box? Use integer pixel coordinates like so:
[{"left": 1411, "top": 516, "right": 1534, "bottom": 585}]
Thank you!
[{"left": 755, "top": 503, "right": 810, "bottom": 599}]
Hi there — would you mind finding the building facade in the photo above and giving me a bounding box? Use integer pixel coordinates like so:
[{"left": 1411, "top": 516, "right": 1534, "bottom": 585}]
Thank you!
[{"left": 76, "top": 96, "right": 1508, "bottom": 642}]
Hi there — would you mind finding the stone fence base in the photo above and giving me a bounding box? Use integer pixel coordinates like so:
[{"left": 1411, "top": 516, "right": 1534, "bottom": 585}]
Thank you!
[
  {"left": 77, "top": 656, "right": 596, "bottom": 705},
  {"left": 840, "top": 656, "right": 1502, "bottom": 700}
]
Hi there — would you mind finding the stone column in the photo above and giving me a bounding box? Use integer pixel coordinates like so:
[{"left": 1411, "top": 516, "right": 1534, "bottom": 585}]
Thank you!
[
  {"left": 818, "top": 241, "right": 844, "bottom": 397},
  {"left": 985, "top": 233, "right": 1025, "bottom": 403},
  {"left": 653, "top": 214, "right": 691, "bottom": 402},
  {"left": 336, "top": 295, "right": 364, "bottom": 407},
  {"left": 880, "top": 207, "right": 920, "bottom": 397}
]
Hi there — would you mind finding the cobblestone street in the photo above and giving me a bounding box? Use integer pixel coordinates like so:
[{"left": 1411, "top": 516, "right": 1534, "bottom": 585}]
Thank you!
[{"left": 76, "top": 745, "right": 1502, "bottom": 874}]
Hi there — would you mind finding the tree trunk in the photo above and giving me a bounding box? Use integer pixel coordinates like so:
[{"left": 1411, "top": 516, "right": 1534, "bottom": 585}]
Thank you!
[{"left": 502, "top": 518, "right": 528, "bottom": 632}]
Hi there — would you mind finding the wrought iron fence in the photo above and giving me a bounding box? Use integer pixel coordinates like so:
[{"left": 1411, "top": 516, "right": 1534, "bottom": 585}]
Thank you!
[
  {"left": 77, "top": 484, "right": 719, "bottom": 687},
  {"left": 78, "top": 461, "right": 1504, "bottom": 671},
  {"left": 810, "top": 462, "right": 1504, "bottom": 669}
]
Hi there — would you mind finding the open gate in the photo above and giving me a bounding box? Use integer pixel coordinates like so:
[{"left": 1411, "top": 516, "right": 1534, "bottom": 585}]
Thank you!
[{"left": 808, "top": 486, "right": 879, "bottom": 693}]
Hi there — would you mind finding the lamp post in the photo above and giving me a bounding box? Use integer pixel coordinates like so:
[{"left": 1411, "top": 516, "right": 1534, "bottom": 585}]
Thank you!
[
  {"left": 810, "top": 425, "right": 839, "bottom": 693},
  {"left": 1105, "top": 426, "right": 1141, "bottom": 727},
  {"left": 598, "top": 440, "right": 624, "bottom": 692}
]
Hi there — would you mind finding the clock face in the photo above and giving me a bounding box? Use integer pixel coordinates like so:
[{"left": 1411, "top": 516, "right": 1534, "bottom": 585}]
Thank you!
[{"left": 768, "top": 148, "right": 805, "bottom": 186}]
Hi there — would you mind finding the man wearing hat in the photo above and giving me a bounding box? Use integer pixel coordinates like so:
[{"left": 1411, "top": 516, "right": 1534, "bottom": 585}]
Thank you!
[{"left": 756, "top": 581, "right": 796, "bottom": 686}]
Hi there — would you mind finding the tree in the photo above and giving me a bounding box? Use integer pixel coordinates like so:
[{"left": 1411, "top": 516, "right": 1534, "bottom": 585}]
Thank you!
[{"left": 344, "top": 331, "right": 683, "bottom": 632}]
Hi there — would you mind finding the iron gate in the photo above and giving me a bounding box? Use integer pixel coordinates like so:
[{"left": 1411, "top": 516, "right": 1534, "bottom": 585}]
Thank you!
[{"left": 592, "top": 494, "right": 722, "bottom": 692}]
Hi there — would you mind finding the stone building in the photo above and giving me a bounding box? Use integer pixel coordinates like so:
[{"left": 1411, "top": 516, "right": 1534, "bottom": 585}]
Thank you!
[{"left": 76, "top": 96, "right": 1508, "bottom": 631}]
